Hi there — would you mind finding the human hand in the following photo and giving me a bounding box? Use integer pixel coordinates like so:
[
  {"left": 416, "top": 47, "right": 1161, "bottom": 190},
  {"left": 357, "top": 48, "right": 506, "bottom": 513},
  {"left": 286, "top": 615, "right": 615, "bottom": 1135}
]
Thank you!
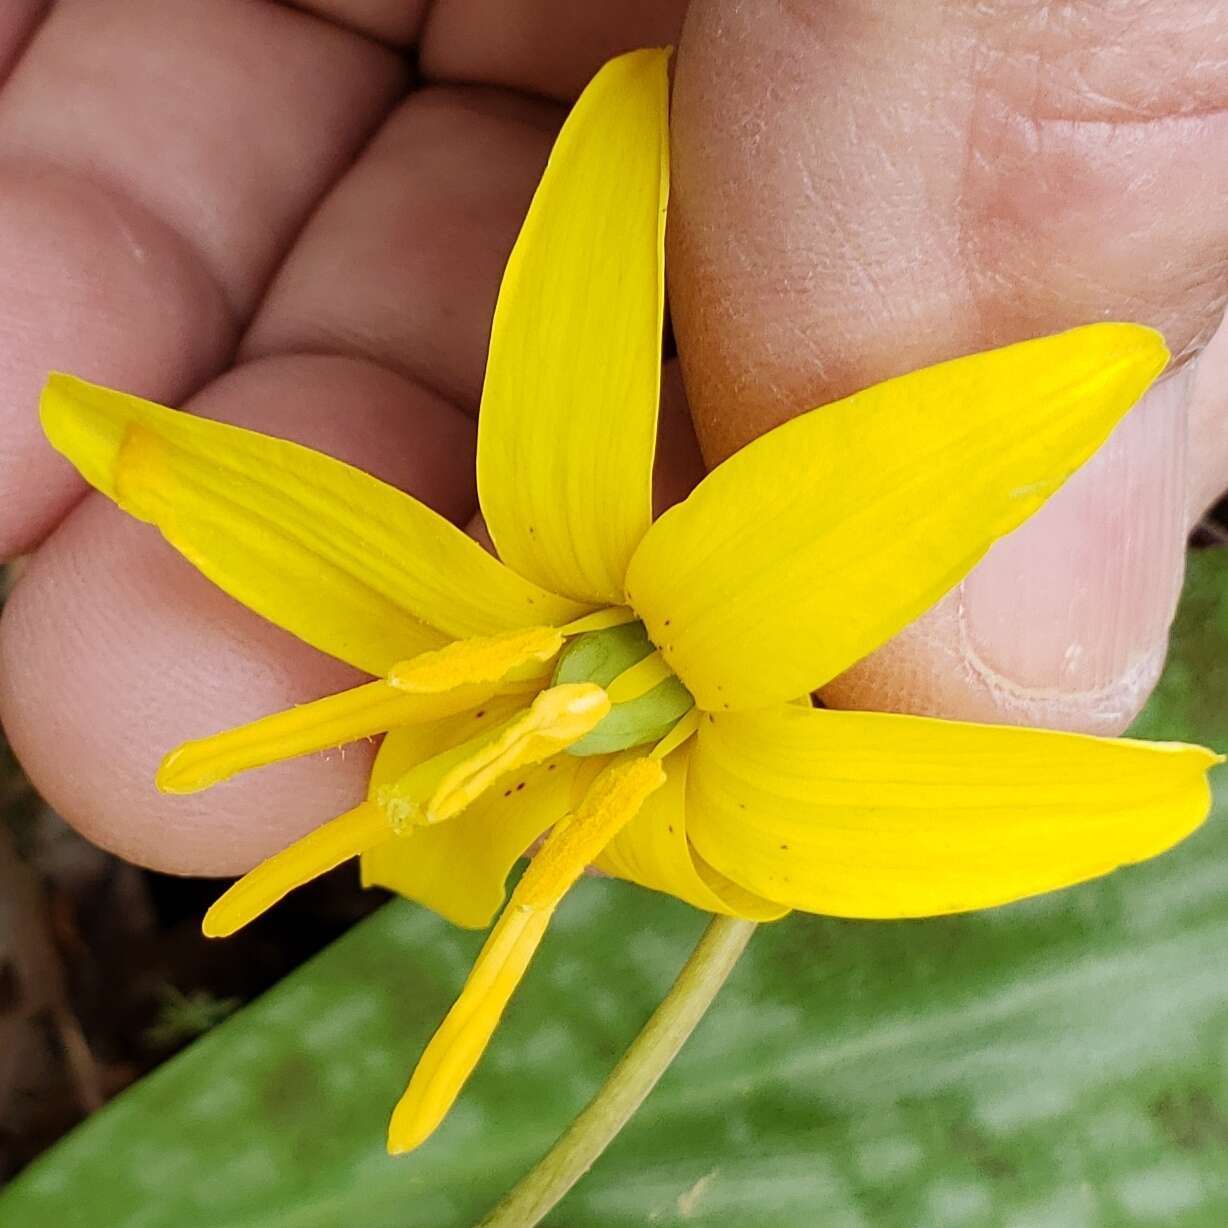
[
  {"left": 0, "top": 0, "right": 694, "bottom": 875},
  {"left": 670, "top": 0, "right": 1228, "bottom": 732},
  {"left": 1, "top": 0, "right": 1225, "bottom": 882}
]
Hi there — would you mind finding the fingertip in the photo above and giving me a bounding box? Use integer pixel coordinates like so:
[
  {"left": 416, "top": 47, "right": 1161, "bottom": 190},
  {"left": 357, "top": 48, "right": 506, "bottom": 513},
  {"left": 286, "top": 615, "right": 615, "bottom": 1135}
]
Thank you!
[
  {"left": 823, "top": 374, "right": 1190, "bottom": 736},
  {"left": 0, "top": 500, "right": 376, "bottom": 875}
]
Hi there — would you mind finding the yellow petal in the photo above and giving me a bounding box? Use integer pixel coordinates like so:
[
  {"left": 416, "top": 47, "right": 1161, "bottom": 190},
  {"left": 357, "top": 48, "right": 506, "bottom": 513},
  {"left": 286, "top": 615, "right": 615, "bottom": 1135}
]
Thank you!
[
  {"left": 359, "top": 704, "right": 582, "bottom": 929},
  {"left": 595, "top": 748, "right": 787, "bottom": 921},
  {"left": 688, "top": 705, "right": 1221, "bottom": 918},
  {"left": 41, "top": 375, "right": 587, "bottom": 676},
  {"left": 625, "top": 324, "right": 1168, "bottom": 710},
  {"left": 475, "top": 48, "right": 669, "bottom": 604},
  {"left": 387, "top": 757, "right": 664, "bottom": 1153}
]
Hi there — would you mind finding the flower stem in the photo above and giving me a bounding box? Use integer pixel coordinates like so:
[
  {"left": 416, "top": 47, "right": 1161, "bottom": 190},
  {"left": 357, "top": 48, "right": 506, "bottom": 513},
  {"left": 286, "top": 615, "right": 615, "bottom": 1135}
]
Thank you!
[{"left": 474, "top": 914, "right": 757, "bottom": 1228}]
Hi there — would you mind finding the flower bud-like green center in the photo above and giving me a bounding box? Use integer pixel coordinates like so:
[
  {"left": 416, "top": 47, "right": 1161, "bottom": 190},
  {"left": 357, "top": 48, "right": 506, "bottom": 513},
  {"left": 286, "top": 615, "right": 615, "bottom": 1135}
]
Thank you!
[{"left": 553, "top": 620, "right": 694, "bottom": 756}]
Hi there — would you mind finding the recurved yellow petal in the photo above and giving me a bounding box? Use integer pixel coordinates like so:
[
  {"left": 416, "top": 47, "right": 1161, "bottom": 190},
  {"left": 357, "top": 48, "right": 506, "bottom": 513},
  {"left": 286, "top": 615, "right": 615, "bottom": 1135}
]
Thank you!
[
  {"left": 359, "top": 705, "right": 581, "bottom": 929},
  {"left": 625, "top": 325, "right": 1168, "bottom": 710},
  {"left": 595, "top": 749, "right": 786, "bottom": 921},
  {"left": 688, "top": 705, "right": 1220, "bottom": 918},
  {"left": 476, "top": 48, "right": 669, "bottom": 604},
  {"left": 41, "top": 375, "right": 587, "bottom": 676}
]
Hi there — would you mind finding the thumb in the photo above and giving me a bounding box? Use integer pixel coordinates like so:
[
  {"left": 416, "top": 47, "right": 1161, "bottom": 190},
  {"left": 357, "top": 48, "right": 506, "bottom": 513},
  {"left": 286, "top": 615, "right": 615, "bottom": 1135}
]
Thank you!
[{"left": 669, "top": 0, "right": 1228, "bottom": 734}]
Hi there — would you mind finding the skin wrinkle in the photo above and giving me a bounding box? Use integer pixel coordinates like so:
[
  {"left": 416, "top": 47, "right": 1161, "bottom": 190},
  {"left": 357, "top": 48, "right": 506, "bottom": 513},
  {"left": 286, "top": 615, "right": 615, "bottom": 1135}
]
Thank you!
[
  {"left": 952, "top": 0, "right": 1228, "bottom": 361},
  {"left": 242, "top": 85, "right": 564, "bottom": 417},
  {"left": 419, "top": 0, "right": 688, "bottom": 101},
  {"left": 964, "top": 83, "right": 1223, "bottom": 358},
  {"left": 0, "top": 1, "right": 49, "bottom": 87},
  {"left": 279, "top": 0, "right": 432, "bottom": 46},
  {"left": 972, "top": 0, "right": 1228, "bottom": 122},
  {"left": 0, "top": 0, "right": 410, "bottom": 314}
]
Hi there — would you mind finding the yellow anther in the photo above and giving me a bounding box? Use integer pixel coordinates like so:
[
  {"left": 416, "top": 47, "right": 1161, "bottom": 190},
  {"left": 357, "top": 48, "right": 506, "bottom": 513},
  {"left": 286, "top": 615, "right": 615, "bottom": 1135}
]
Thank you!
[
  {"left": 388, "top": 627, "right": 563, "bottom": 694},
  {"left": 203, "top": 802, "right": 390, "bottom": 938},
  {"left": 374, "top": 722, "right": 509, "bottom": 832},
  {"left": 516, "top": 756, "right": 665, "bottom": 909},
  {"left": 606, "top": 649, "right": 672, "bottom": 704},
  {"left": 386, "top": 756, "right": 665, "bottom": 1155},
  {"left": 422, "top": 684, "right": 609, "bottom": 825}
]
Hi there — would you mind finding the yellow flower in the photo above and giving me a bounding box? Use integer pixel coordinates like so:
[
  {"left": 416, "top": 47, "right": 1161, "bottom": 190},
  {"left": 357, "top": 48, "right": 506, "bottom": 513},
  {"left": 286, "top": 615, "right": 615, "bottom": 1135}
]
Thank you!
[{"left": 40, "top": 48, "right": 1219, "bottom": 1157}]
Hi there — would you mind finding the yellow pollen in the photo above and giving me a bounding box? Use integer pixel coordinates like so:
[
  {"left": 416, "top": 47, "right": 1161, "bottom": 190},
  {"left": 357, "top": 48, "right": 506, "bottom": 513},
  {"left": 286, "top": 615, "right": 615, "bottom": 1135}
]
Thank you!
[
  {"left": 420, "top": 684, "right": 610, "bottom": 825},
  {"left": 386, "top": 756, "right": 665, "bottom": 1155},
  {"left": 515, "top": 756, "right": 666, "bottom": 908},
  {"left": 203, "top": 802, "right": 390, "bottom": 938},
  {"left": 606, "top": 649, "right": 672, "bottom": 704},
  {"left": 387, "top": 626, "right": 563, "bottom": 693}
]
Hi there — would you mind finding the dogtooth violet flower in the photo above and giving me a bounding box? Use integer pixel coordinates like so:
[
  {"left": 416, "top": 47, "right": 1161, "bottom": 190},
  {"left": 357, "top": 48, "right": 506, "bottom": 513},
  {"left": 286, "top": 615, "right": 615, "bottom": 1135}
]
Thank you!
[{"left": 39, "top": 48, "right": 1220, "bottom": 1156}]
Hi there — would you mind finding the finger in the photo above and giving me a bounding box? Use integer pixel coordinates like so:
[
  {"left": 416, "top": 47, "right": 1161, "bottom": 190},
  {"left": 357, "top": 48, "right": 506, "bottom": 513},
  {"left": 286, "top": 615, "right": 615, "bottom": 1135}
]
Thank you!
[
  {"left": 656, "top": 360, "right": 705, "bottom": 514},
  {"left": 4, "top": 11, "right": 707, "bottom": 879},
  {"left": 0, "top": 355, "right": 475, "bottom": 875},
  {"left": 0, "top": 2, "right": 44, "bottom": 82},
  {"left": 0, "top": 82, "right": 557, "bottom": 875},
  {"left": 290, "top": 0, "right": 429, "bottom": 44},
  {"left": 0, "top": 0, "right": 405, "bottom": 557},
  {"left": 242, "top": 87, "right": 564, "bottom": 414},
  {"left": 420, "top": 0, "right": 687, "bottom": 101},
  {"left": 670, "top": 0, "right": 1228, "bottom": 734}
]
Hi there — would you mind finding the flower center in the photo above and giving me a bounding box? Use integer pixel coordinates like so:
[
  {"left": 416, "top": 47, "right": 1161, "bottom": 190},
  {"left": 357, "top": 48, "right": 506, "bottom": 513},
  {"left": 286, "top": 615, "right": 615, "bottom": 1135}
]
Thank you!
[
  {"left": 551, "top": 620, "right": 694, "bottom": 756},
  {"left": 186, "top": 619, "right": 695, "bottom": 940}
]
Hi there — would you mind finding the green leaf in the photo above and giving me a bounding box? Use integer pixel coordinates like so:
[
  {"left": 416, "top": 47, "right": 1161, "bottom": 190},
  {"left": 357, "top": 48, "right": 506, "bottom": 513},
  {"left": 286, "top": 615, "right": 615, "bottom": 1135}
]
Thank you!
[{"left": 5, "top": 551, "right": 1228, "bottom": 1228}]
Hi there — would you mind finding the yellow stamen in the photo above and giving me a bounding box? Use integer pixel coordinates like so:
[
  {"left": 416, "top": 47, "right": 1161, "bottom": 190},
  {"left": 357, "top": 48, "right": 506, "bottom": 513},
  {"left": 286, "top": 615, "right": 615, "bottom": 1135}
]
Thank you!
[
  {"left": 417, "top": 683, "right": 610, "bottom": 826},
  {"left": 203, "top": 802, "right": 390, "bottom": 938},
  {"left": 387, "top": 626, "right": 563, "bottom": 693},
  {"left": 559, "top": 606, "right": 638, "bottom": 635},
  {"left": 606, "top": 649, "right": 671, "bottom": 704},
  {"left": 515, "top": 757, "right": 666, "bottom": 908},
  {"left": 374, "top": 716, "right": 522, "bottom": 831},
  {"left": 158, "top": 681, "right": 484, "bottom": 795},
  {"left": 387, "top": 757, "right": 665, "bottom": 1154},
  {"left": 160, "top": 629, "right": 566, "bottom": 795},
  {"left": 649, "top": 708, "right": 701, "bottom": 760}
]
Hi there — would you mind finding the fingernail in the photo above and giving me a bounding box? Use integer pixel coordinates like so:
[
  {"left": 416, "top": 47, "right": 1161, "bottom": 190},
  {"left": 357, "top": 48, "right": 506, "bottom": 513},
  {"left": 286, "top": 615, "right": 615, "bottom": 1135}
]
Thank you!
[{"left": 962, "top": 368, "right": 1189, "bottom": 697}]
